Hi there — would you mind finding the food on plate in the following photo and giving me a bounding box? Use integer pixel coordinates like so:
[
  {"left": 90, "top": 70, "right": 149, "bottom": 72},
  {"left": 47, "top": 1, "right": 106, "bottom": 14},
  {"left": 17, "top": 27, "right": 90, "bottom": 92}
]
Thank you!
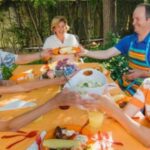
[
  {"left": 41, "top": 70, "right": 55, "bottom": 79},
  {"left": 77, "top": 80, "right": 102, "bottom": 88},
  {"left": 40, "top": 64, "right": 50, "bottom": 73},
  {"left": 11, "top": 72, "right": 27, "bottom": 81},
  {"left": 43, "top": 139, "right": 80, "bottom": 149},
  {"left": 11, "top": 69, "right": 35, "bottom": 82},
  {"left": 40, "top": 65, "right": 55, "bottom": 79},
  {"left": 52, "top": 47, "right": 80, "bottom": 55},
  {"left": 83, "top": 70, "right": 93, "bottom": 76},
  {"left": 52, "top": 48, "right": 60, "bottom": 55},
  {"left": 40, "top": 59, "right": 77, "bottom": 79},
  {"left": 43, "top": 126, "right": 123, "bottom": 150},
  {"left": 55, "top": 58, "right": 78, "bottom": 77}
]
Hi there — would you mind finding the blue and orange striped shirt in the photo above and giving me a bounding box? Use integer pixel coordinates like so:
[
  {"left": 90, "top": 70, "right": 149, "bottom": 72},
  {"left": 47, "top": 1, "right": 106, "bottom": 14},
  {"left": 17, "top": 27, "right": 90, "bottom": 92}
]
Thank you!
[{"left": 115, "top": 33, "right": 150, "bottom": 61}]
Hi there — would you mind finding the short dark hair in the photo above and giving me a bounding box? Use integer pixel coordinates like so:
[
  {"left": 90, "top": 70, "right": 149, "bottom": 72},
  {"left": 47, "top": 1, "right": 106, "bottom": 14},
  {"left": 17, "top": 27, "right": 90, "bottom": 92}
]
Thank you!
[{"left": 136, "top": 3, "right": 150, "bottom": 19}]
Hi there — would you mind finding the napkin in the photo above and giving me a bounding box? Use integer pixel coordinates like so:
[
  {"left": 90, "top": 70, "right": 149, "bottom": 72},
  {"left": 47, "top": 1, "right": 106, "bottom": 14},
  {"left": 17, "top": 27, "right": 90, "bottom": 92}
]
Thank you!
[
  {"left": 27, "top": 130, "right": 47, "bottom": 150},
  {"left": 0, "top": 99, "right": 36, "bottom": 111}
]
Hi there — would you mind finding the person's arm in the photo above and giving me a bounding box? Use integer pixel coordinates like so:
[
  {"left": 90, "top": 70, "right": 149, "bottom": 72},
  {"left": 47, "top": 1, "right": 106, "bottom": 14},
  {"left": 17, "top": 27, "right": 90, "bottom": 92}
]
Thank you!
[
  {"left": 0, "top": 89, "right": 82, "bottom": 131},
  {"left": 0, "top": 77, "right": 65, "bottom": 94},
  {"left": 0, "top": 100, "right": 54, "bottom": 131},
  {"left": 6, "top": 96, "right": 58, "bottom": 131},
  {"left": 123, "top": 103, "right": 141, "bottom": 117},
  {"left": 124, "top": 69, "right": 150, "bottom": 80},
  {"left": 90, "top": 94, "right": 150, "bottom": 147},
  {"left": 79, "top": 35, "right": 133, "bottom": 60},
  {"left": 15, "top": 50, "right": 51, "bottom": 64},
  {"left": 80, "top": 47, "right": 121, "bottom": 60},
  {"left": 112, "top": 105, "right": 150, "bottom": 147},
  {"left": 0, "top": 92, "right": 60, "bottom": 131}
]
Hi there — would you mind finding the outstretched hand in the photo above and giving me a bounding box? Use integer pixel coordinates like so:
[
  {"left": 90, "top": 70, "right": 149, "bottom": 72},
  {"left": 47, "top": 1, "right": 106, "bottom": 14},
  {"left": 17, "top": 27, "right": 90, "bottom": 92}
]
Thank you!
[
  {"left": 50, "top": 89, "right": 104, "bottom": 111},
  {"left": 41, "top": 49, "right": 53, "bottom": 60},
  {"left": 89, "top": 93, "right": 117, "bottom": 117},
  {"left": 123, "top": 69, "right": 144, "bottom": 80},
  {"left": 77, "top": 45, "right": 88, "bottom": 57}
]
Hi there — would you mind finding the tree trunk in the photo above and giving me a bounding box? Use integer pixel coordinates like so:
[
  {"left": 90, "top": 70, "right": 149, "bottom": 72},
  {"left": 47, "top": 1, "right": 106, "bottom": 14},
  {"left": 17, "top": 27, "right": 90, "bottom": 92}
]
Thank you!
[
  {"left": 103, "top": 0, "right": 116, "bottom": 44},
  {"left": 26, "top": 3, "right": 43, "bottom": 45}
]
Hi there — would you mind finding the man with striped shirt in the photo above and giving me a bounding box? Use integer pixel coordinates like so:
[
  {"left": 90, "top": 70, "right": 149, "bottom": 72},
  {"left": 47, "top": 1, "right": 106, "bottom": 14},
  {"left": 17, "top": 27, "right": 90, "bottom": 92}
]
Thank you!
[{"left": 79, "top": 3, "right": 150, "bottom": 96}]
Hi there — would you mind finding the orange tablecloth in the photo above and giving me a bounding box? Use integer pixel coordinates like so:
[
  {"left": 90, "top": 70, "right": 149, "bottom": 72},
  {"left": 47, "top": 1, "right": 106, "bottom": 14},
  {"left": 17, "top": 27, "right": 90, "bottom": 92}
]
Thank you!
[{"left": 0, "top": 63, "right": 149, "bottom": 150}]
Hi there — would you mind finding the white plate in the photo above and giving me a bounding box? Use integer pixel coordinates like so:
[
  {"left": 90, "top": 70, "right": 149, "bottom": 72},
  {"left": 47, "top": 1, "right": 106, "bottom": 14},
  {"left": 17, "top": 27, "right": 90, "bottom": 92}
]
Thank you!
[{"left": 64, "top": 68, "right": 107, "bottom": 97}]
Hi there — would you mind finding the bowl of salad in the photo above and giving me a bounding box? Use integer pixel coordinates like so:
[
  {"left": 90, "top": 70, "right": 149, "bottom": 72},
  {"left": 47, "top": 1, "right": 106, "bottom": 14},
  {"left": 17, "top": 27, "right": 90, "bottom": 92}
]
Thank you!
[{"left": 64, "top": 68, "right": 107, "bottom": 97}]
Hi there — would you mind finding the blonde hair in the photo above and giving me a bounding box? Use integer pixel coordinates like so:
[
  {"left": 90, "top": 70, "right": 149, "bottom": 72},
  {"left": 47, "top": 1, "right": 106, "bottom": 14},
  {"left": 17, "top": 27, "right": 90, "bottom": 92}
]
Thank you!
[{"left": 51, "top": 16, "right": 70, "bottom": 32}]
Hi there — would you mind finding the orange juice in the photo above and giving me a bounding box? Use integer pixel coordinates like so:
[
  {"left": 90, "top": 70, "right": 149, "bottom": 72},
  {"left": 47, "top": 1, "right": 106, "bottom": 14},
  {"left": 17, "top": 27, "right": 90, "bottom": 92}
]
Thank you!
[{"left": 88, "top": 111, "right": 104, "bottom": 133}]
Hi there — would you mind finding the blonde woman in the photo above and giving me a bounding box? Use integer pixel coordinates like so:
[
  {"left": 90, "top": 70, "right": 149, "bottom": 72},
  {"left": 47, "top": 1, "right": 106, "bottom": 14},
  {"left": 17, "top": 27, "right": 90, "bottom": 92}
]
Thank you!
[{"left": 43, "top": 16, "right": 79, "bottom": 62}]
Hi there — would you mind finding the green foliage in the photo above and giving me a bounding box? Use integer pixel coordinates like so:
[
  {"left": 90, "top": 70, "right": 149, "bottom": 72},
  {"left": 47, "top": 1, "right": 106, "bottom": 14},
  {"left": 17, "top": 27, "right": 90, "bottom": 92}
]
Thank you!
[
  {"left": 104, "top": 55, "right": 129, "bottom": 80},
  {"left": 0, "top": 0, "right": 58, "bottom": 50},
  {"left": 12, "top": 0, "right": 57, "bottom": 8},
  {"left": 0, "top": 0, "right": 57, "bottom": 5},
  {"left": 84, "top": 32, "right": 129, "bottom": 81},
  {"left": 27, "top": 59, "right": 45, "bottom": 64},
  {"left": 7, "top": 24, "right": 30, "bottom": 49},
  {"left": 31, "top": 0, "right": 57, "bottom": 7},
  {"left": 1, "top": 64, "right": 17, "bottom": 80},
  {"left": 101, "top": 32, "right": 120, "bottom": 49},
  {"left": 102, "top": 32, "right": 129, "bottom": 80}
]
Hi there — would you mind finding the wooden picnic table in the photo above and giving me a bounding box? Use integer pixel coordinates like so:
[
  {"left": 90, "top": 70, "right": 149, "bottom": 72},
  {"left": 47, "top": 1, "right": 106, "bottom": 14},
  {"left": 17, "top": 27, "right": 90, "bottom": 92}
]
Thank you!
[{"left": 0, "top": 63, "right": 149, "bottom": 150}]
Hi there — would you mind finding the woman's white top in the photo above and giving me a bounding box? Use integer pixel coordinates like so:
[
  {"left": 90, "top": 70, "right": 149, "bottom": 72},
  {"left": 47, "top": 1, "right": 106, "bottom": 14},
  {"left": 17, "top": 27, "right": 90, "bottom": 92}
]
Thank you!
[{"left": 43, "top": 33, "right": 79, "bottom": 49}]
